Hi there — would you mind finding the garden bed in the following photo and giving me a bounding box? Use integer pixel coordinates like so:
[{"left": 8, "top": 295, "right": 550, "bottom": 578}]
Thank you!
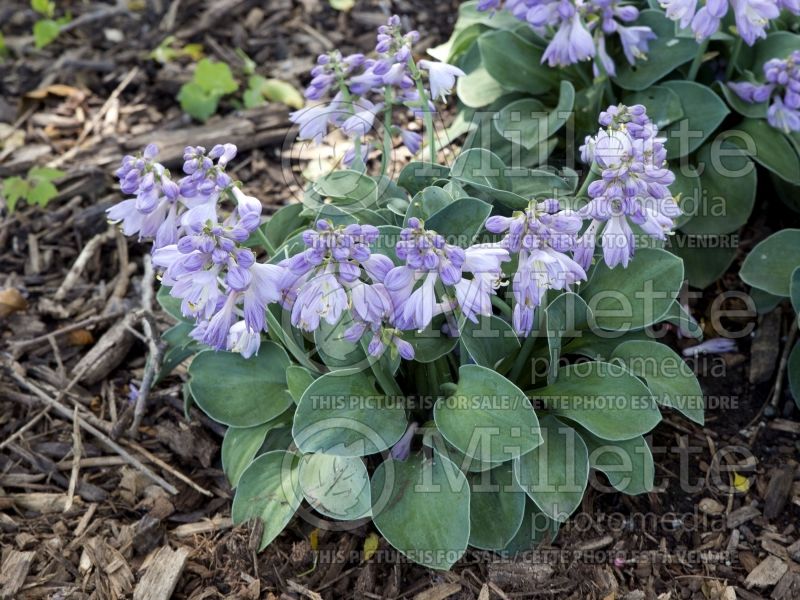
[{"left": 2, "top": 1, "right": 800, "bottom": 598}]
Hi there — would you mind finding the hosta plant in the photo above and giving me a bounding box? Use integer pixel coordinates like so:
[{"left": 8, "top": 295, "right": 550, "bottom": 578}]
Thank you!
[
  {"left": 108, "top": 16, "right": 705, "bottom": 571},
  {"left": 435, "top": 1, "right": 800, "bottom": 291}
]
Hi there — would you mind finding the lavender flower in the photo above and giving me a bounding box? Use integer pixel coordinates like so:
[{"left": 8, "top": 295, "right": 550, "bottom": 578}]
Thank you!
[
  {"left": 682, "top": 337, "right": 737, "bottom": 357},
  {"left": 289, "top": 15, "right": 463, "bottom": 161},
  {"left": 384, "top": 218, "right": 510, "bottom": 331},
  {"left": 478, "top": 1, "right": 656, "bottom": 76},
  {"left": 729, "top": 51, "right": 800, "bottom": 133},
  {"left": 577, "top": 104, "right": 680, "bottom": 269},
  {"left": 661, "top": 0, "right": 796, "bottom": 45},
  {"left": 486, "top": 200, "right": 586, "bottom": 335}
]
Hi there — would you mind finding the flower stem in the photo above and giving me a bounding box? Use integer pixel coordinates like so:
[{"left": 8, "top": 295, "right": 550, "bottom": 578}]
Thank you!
[
  {"left": 576, "top": 166, "right": 599, "bottom": 204},
  {"left": 266, "top": 310, "right": 317, "bottom": 371},
  {"left": 254, "top": 226, "right": 276, "bottom": 255},
  {"left": 407, "top": 58, "right": 437, "bottom": 164},
  {"left": 688, "top": 40, "right": 709, "bottom": 81},
  {"left": 725, "top": 38, "right": 743, "bottom": 80},
  {"left": 509, "top": 333, "right": 537, "bottom": 385},
  {"left": 380, "top": 85, "right": 394, "bottom": 177}
]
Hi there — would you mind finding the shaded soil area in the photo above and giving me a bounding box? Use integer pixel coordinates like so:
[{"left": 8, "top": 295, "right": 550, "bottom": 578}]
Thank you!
[{"left": 2, "top": 1, "right": 800, "bottom": 598}]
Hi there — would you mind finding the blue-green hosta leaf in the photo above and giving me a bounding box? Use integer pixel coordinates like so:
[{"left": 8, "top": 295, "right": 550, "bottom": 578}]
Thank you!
[
  {"left": 678, "top": 141, "right": 756, "bottom": 235},
  {"left": 313, "top": 169, "right": 379, "bottom": 210},
  {"left": 545, "top": 292, "right": 592, "bottom": 384},
  {"left": 532, "top": 361, "right": 661, "bottom": 441},
  {"left": 286, "top": 365, "right": 316, "bottom": 403},
  {"left": 561, "top": 330, "right": 653, "bottom": 361},
  {"left": 424, "top": 427, "right": 496, "bottom": 473},
  {"left": 514, "top": 415, "right": 589, "bottom": 522},
  {"left": 425, "top": 196, "right": 492, "bottom": 246},
  {"left": 435, "top": 365, "right": 541, "bottom": 463},
  {"left": 610, "top": 340, "right": 704, "bottom": 424},
  {"left": 740, "top": 229, "right": 800, "bottom": 296},
  {"left": 493, "top": 81, "right": 575, "bottom": 151},
  {"left": 579, "top": 247, "right": 683, "bottom": 331},
  {"left": 298, "top": 453, "right": 371, "bottom": 520},
  {"left": 669, "top": 234, "right": 737, "bottom": 289},
  {"left": 397, "top": 162, "right": 451, "bottom": 196},
  {"left": 156, "top": 285, "right": 188, "bottom": 322},
  {"left": 791, "top": 267, "right": 800, "bottom": 315},
  {"left": 579, "top": 429, "right": 655, "bottom": 495},
  {"left": 222, "top": 409, "right": 293, "bottom": 487},
  {"left": 404, "top": 186, "right": 454, "bottom": 225},
  {"left": 751, "top": 287, "right": 784, "bottom": 314},
  {"left": 370, "top": 451, "right": 470, "bottom": 570},
  {"left": 188, "top": 344, "right": 293, "bottom": 427},
  {"left": 468, "top": 462, "right": 526, "bottom": 550},
  {"left": 262, "top": 203, "right": 307, "bottom": 250},
  {"left": 623, "top": 85, "right": 684, "bottom": 129},
  {"left": 231, "top": 451, "right": 302, "bottom": 550},
  {"left": 477, "top": 29, "right": 558, "bottom": 95},
  {"left": 450, "top": 148, "right": 508, "bottom": 191},
  {"left": 460, "top": 314, "right": 520, "bottom": 373},
  {"left": 613, "top": 10, "right": 698, "bottom": 91},
  {"left": 502, "top": 497, "right": 560, "bottom": 552},
  {"left": 456, "top": 66, "right": 506, "bottom": 108},
  {"left": 662, "top": 301, "right": 703, "bottom": 340},
  {"left": 292, "top": 371, "right": 406, "bottom": 456},
  {"left": 660, "top": 81, "right": 729, "bottom": 159},
  {"left": 728, "top": 118, "right": 800, "bottom": 185},
  {"left": 717, "top": 81, "right": 768, "bottom": 119},
  {"left": 670, "top": 163, "right": 701, "bottom": 229}
]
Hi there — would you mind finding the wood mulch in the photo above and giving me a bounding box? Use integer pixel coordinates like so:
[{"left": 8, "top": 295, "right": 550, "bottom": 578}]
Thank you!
[{"left": 2, "top": 1, "right": 799, "bottom": 598}]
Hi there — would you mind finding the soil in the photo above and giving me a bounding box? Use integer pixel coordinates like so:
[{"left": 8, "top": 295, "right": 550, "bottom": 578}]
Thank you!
[{"left": 2, "top": 1, "right": 799, "bottom": 599}]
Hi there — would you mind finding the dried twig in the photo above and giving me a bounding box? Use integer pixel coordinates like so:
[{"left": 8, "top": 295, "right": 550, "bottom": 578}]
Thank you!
[
  {"left": 3, "top": 362, "right": 179, "bottom": 495},
  {"left": 9, "top": 311, "right": 123, "bottom": 356},
  {"left": 53, "top": 227, "right": 115, "bottom": 301},
  {"left": 65, "top": 405, "right": 84, "bottom": 512}
]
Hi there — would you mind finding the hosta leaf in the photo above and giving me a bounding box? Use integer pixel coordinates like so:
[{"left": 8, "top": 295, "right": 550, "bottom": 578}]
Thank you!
[
  {"left": 728, "top": 118, "right": 800, "bottom": 185},
  {"left": 468, "top": 462, "right": 526, "bottom": 550},
  {"left": 460, "top": 314, "right": 520, "bottom": 373},
  {"left": 434, "top": 365, "right": 541, "bottom": 463},
  {"left": 740, "top": 229, "right": 800, "bottom": 296},
  {"left": 678, "top": 141, "right": 756, "bottom": 235},
  {"left": 502, "top": 497, "right": 560, "bottom": 553},
  {"left": 579, "top": 429, "right": 654, "bottom": 495},
  {"left": 222, "top": 410, "right": 292, "bottom": 487},
  {"left": 613, "top": 10, "right": 697, "bottom": 91},
  {"left": 370, "top": 451, "right": 470, "bottom": 570},
  {"left": 579, "top": 247, "right": 683, "bottom": 331},
  {"left": 611, "top": 340, "right": 704, "bottom": 424},
  {"left": 660, "top": 81, "right": 729, "bottom": 159},
  {"left": 514, "top": 415, "right": 589, "bottom": 522},
  {"left": 532, "top": 361, "right": 661, "bottom": 441},
  {"left": 293, "top": 371, "right": 407, "bottom": 456},
  {"left": 231, "top": 451, "right": 302, "bottom": 550},
  {"left": 477, "top": 30, "right": 557, "bottom": 95},
  {"left": 298, "top": 453, "right": 371, "bottom": 520},
  {"left": 188, "top": 344, "right": 293, "bottom": 427}
]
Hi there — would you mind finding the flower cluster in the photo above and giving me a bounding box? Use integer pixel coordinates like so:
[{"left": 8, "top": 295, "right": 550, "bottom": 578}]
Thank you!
[
  {"left": 486, "top": 201, "right": 586, "bottom": 335},
  {"left": 478, "top": 0, "right": 656, "bottom": 76},
  {"left": 109, "top": 143, "right": 237, "bottom": 251},
  {"left": 661, "top": 0, "right": 798, "bottom": 45},
  {"left": 289, "top": 15, "right": 464, "bottom": 162},
  {"left": 577, "top": 104, "right": 680, "bottom": 269},
  {"left": 384, "top": 218, "right": 510, "bottom": 331},
  {"left": 729, "top": 50, "right": 800, "bottom": 133}
]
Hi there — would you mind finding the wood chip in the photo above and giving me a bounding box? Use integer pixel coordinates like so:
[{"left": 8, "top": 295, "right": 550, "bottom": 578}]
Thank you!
[
  {"left": 9, "top": 492, "right": 82, "bottom": 513},
  {"left": 699, "top": 497, "right": 725, "bottom": 516},
  {"left": 744, "top": 555, "right": 788, "bottom": 589},
  {"left": 413, "top": 583, "right": 462, "bottom": 600},
  {"left": 767, "top": 419, "right": 800, "bottom": 434},
  {"left": 749, "top": 308, "right": 782, "bottom": 384},
  {"left": 133, "top": 545, "right": 190, "bottom": 600},
  {"left": 727, "top": 505, "right": 761, "bottom": 529},
  {"left": 170, "top": 516, "right": 233, "bottom": 539},
  {"left": 764, "top": 466, "right": 796, "bottom": 520},
  {"left": 0, "top": 550, "right": 35, "bottom": 600}
]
